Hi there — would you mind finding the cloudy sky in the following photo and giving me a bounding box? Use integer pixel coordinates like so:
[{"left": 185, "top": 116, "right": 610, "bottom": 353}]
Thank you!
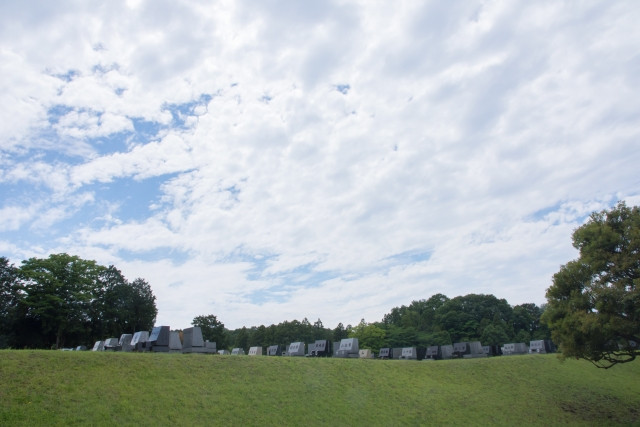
[{"left": 1, "top": 1, "right": 639, "bottom": 330}]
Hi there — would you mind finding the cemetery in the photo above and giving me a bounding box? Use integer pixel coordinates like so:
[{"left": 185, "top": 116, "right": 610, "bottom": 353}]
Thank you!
[{"left": 82, "top": 325, "right": 557, "bottom": 365}]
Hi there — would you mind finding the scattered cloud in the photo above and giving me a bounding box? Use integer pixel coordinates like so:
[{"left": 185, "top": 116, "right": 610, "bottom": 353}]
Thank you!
[{"left": 1, "top": 1, "right": 639, "bottom": 330}]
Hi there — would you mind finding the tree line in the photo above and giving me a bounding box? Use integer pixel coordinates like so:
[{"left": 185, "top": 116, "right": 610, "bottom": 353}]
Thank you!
[
  {"left": 0, "top": 253, "right": 157, "bottom": 349},
  {"left": 194, "top": 293, "right": 550, "bottom": 353}
]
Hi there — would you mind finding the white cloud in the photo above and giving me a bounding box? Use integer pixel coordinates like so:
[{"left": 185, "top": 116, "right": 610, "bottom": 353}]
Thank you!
[{"left": 1, "top": 0, "right": 639, "bottom": 331}]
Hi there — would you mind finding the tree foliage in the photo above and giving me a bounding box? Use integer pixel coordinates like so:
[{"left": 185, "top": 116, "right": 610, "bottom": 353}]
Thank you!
[
  {"left": 192, "top": 314, "right": 226, "bottom": 348},
  {"left": 543, "top": 202, "right": 640, "bottom": 368},
  {"left": 0, "top": 253, "right": 157, "bottom": 349}
]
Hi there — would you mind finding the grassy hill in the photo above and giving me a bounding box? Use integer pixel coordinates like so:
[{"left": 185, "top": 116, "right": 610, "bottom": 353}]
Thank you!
[{"left": 1, "top": 351, "right": 639, "bottom": 426}]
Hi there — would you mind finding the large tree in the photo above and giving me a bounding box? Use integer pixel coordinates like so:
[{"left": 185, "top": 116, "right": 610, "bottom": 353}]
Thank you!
[
  {"left": 0, "top": 257, "right": 21, "bottom": 348},
  {"left": 192, "top": 314, "right": 227, "bottom": 349},
  {"left": 543, "top": 202, "right": 640, "bottom": 368},
  {"left": 20, "top": 254, "right": 105, "bottom": 349}
]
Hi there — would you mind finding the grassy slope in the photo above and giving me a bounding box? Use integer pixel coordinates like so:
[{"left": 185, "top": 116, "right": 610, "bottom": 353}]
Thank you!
[{"left": 1, "top": 351, "right": 639, "bottom": 426}]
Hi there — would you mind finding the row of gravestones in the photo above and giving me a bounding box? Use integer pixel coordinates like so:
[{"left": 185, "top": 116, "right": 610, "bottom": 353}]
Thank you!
[
  {"left": 89, "top": 329, "right": 554, "bottom": 360},
  {"left": 91, "top": 326, "right": 217, "bottom": 354},
  {"left": 229, "top": 338, "right": 362, "bottom": 357}
]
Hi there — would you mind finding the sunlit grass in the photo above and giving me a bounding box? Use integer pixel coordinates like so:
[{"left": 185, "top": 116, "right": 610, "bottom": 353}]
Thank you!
[{"left": 1, "top": 351, "right": 638, "bottom": 425}]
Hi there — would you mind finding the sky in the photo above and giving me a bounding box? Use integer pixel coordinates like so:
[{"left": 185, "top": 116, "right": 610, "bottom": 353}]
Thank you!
[{"left": 1, "top": 1, "right": 639, "bottom": 331}]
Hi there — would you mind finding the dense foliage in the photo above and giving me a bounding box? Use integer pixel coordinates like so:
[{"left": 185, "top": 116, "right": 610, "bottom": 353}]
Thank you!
[
  {"left": 543, "top": 202, "right": 640, "bottom": 368},
  {"left": 0, "top": 254, "right": 157, "bottom": 349},
  {"left": 221, "top": 293, "right": 550, "bottom": 351}
]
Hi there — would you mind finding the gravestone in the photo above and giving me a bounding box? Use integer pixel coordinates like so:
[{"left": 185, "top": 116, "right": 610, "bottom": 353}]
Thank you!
[
  {"left": 440, "top": 344, "right": 453, "bottom": 359},
  {"left": 267, "top": 345, "right": 282, "bottom": 356},
  {"left": 463, "top": 341, "right": 487, "bottom": 358},
  {"left": 92, "top": 340, "right": 104, "bottom": 351},
  {"left": 400, "top": 347, "right": 426, "bottom": 360},
  {"left": 335, "top": 338, "right": 359, "bottom": 358},
  {"left": 425, "top": 346, "right": 440, "bottom": 360},
  {"left": 378, "top": 348, "right": 392, "bottom": 359},
  {"left": 76, "top": 345, "right": 87, "bottom": 351},
  {"left": 313, "top": 340, "right": 331, "bottom": 357},
  {"left": 529, "top": 340, "right": 554, "bottom": 353},
  {"left": 182, "top": 327, "right": 217, "bottom": 354},
  {"left": 169, "top": 331, "right": 182, "bottom": 352},
  {"left": 231, "top": 348, "right": 245, "bottom": 355},
  {"left": 103, "top": 338, "right": 119, "bottom": 351},
  {"left": 392, "top": 348, "right": 403, "bottom": 359},
  {"left": 306, "top": 342, "right": 316, "bottom": 356},
  {"left": 218, "top": 349, "right": 230, "bottom": 355},
  {"left": 131, "top": 331, "right": 150, "bottom": 351},
  {"left": 359, "top": 349, "right": 373, "bottom": 358},
  {"left": 333, "top": 342, "right": 340, "bottom": 356},
  {"left": 148, "top": 326, "right": 171, "bottom": 352},
  {"left": 453, "top": 342, "right": 470, "bottom": 358},
  {"left": 501, "top": 342, "right": 528, "bottom": 355},
  {"left": 287, "top": 342, "right": 305, "bottom": 356},
  {"left": 118, "top": 334, "right": 133, "bottom": 352},
  {"left": 248, "top": 346, "right": 263, "bottom": 356}
]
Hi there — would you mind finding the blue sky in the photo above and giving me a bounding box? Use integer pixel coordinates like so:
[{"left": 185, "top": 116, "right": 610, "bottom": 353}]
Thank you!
[{"left": 1, "top": 1, "right": 639, "bottom": 330}]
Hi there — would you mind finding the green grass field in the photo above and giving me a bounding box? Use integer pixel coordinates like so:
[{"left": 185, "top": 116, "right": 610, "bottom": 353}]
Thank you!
[{"left": 1, "top": 351, "right": 638, "bottom": 426}]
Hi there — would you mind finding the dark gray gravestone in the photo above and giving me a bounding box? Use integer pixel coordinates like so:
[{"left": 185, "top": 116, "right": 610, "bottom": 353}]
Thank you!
[
  {"left": 425, "top": 346, "right": 440, "bottom": 360},
  {"left": 400, "top": 347, "right": 426, "bottom": 360},
  {"left": 248, "top": 346, "right": 263, "bottom": 356},
  {"left": 463, "top": 341, "right": 487, "bottom": 358},
  {"left": 529, "top": 340, "right": 549, "bottom": 353},
  {"left": 453, "top": 342, "right": 470, "bottom": 358},
  {"left": 148, "top": 326, "right": 171, "bottom": 352},
  {"left": 335, "top": 338, "right": 359, "bottom": 358},
  {"left": 92, "top": 340, "right": 104, "bottom": 351},
  {"left": 288, "top": 342, "right": 305, "bottom": 356},
  {"left": 392, "top": 348, "right": 403, "bottom": 359},
  {"left": 131, "top": 331, "right": 149, "bottom": 351},
  {"left": 119, "top": 334, "right": 133, "bottom": 352},
  {"left": 182, "top": 327, "right": 216, "bottom": 354},
  {"left": 218, "top": 349, "right": 230, "bottom": 355},
  {"left": 313, "top": 340, "right": 331, "bottom": 357},
  {"left": 378, "top": 348, "right": 392, "bottom": 359},
  {"left": 76, "top": 345, "right": 87, "bottom": 351},
  {"left": 306, "top": 342, "right": 316, "bottom": 356},
  {"left": 267, "top": 345, "right": 282, "bottom": 356},
  {"left": 231, "top": 348, "right": 245, "bottom": 355},
  {"left": 103, "top": 338, "right": 119, "bottom": 351}
]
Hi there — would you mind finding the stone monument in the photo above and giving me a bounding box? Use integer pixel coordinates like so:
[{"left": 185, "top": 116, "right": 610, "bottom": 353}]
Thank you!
[
  {"left": 130, "top": 331, "right": 149, "bottom": 351},
  {"left": 313, "top": 340, "right": 331, "bottom": 357},
  {"left": 248, "top": 346, "right": 263, "bottom": 356},
  {"left": 267, "top": 345, "right": 282, "bottom": 356},
  {"left": 287, "top": 342, "right": 305, "bottom": 356},
  {"left": 148, "top": 326, "right": 171, "bottom": 352},
  {"left": 119, "top": 334, "right": 133, "bottom": 352},
  {"left": 335, "top": 338, "right": 359, "bottom": 358}
]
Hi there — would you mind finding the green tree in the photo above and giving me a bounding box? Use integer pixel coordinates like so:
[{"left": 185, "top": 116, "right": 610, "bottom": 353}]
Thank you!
[
  {"left": 543, "top": 202, "right": 640, "bottom": 368},
  {"left": 192, "top": 314, "right": 227, "bottom": 349},
  {"left": 348, "top": 319, "right": 386, "bottom": 351},
  {"left": 0, "top": 257, "right": 21, "bottom": 348},
  {"left": 20, "top": 254, "right": 105, "bottom": 349}
]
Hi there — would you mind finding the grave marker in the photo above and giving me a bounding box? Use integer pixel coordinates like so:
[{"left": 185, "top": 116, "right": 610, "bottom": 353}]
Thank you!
[
  {"left": 335, "top": 338, "right": 359, "bottom": 358},
  {"left": 313, "top": 340, "right": 331, "bottom": 357},
  {"left": 148, "top": 326, "right": 171, "bottom": 352},
  {"left": 248, "top": 346, "right": 263, "bottom": 356},
  {"left": 287, "top": 342, "right": 305, "bottom": 356},
  {"left": 131, "top": 331, "right": 150, "bottom": 351},
  {"left": 119, "top": 334, "right": 133, "bottom": 352},
  {"left": 267, "top": 345, "right": 282, "bottom": 356}
]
